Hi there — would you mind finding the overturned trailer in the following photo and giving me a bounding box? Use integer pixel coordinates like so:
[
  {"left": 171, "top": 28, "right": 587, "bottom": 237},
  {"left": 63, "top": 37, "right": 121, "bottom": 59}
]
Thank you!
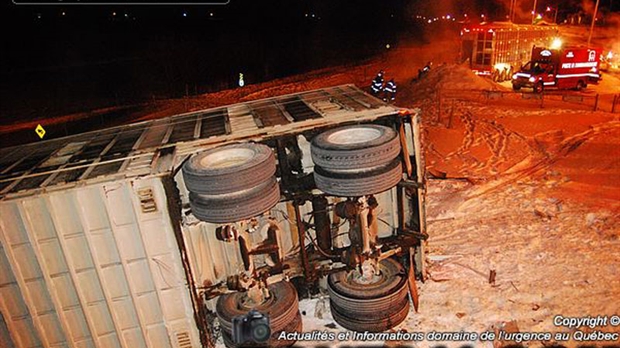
[{"left": 0, "top": 85, "right": 427, "bottom": 348}]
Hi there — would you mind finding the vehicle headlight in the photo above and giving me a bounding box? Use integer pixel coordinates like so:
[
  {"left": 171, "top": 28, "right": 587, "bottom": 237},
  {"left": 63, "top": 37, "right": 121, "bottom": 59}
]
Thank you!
[
  {"left": 529, "top": 76, "right": 536, "bottom": 83},
  {"left": 512, "top": 74, "right": 518, "bottom": 80}
]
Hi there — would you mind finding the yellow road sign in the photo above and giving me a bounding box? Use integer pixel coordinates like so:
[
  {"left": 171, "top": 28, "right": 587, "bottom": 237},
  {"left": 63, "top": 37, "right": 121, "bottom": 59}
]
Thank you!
[{"left": 35, "top": 124, "right": 46, "bottom": 139}]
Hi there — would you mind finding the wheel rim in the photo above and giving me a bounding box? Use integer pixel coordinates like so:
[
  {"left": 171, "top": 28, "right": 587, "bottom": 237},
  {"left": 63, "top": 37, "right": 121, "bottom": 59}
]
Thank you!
[
  {"left": 327, "top": 259, "right": 410, "bottom": 332},
  {"left": 348, "top": 266, "right": 385, "bottom": 286},
  {"left": 238, "top": 290, "right": 276, "bottom": 310},
  {"left": 327, "top": 128, "right": 382, "bottom": 145},
  {"left": 328, "top": 258, "right": 406, "bottom": 299},
  {"left": 199, "top": 148, "right": 255, "bottom": 169}
]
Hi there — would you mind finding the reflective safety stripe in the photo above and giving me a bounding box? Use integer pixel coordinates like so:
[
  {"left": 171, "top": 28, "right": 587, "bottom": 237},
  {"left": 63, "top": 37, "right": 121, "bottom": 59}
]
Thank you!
[
  {"left": 384, "top": 82, "right": 396, "bottom": 92},
  {"left": 556, "top": 73, "right": 600, "bottom": 78}
]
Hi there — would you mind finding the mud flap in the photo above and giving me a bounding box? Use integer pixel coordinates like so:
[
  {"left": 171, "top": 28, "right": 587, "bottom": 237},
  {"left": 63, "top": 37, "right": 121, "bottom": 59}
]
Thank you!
[{"left": 408, "top": 247, "right": 419, "bottom": 312}]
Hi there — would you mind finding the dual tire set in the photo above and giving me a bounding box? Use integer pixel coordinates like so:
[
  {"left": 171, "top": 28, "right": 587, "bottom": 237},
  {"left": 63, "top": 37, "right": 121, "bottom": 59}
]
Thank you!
[
  {"left": 182, "top": 143, "right": 281, "bottom": 224},
  {"left": 216, "top": 281, "right": 302, "bottom": 348},
  {"left": 327, "top": 258, "right": 410, "bottom": 332},
  {"left": 182, "top": 124, "right": 404, "bottom": 223},
  {"left": 310, "top": 124, "right": 403, "bottom": 197}
]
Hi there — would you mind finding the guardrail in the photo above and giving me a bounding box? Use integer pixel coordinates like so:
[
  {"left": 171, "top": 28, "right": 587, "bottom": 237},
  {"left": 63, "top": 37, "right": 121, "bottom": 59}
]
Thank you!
[
  {"left": 613, "top": 94, "right": 620, "bottom": 113},
  {"left": 432, "top": 89, "right": 616, "bottom": 128},
  {"left": 440, "top": 89, "right": 600, "bottom": 110}
]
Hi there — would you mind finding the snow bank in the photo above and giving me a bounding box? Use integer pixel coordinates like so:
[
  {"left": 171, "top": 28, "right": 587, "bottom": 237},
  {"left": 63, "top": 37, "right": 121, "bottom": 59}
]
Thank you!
[{"left": 411, "top": 63, "right": 500, "bottom": 98}]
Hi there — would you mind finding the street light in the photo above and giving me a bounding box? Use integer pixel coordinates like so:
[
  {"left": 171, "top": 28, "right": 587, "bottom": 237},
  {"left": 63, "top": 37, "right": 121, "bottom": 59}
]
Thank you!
[
  {"left": 587, "top": 0, "right": 600, "bottom": 46},
  {"left": 546, "top": 5, "right": 559, "bottom": 23}
]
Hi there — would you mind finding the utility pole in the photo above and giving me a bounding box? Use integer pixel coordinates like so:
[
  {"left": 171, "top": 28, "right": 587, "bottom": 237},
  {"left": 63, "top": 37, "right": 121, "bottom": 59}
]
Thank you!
[
  {"left": 588, "top": 0, "right": 601, "bottom": 46},
  {"left": 532, "top": 0, "right": 538, "bottom": 23},
  {"left": 511, "top": 0, "right": 518, "bottom": 22}
]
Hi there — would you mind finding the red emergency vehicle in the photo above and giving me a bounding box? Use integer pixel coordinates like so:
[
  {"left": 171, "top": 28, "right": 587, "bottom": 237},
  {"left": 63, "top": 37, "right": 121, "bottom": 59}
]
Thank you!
[{"left": 511, "top": 46, "right": 602, "bottom": 93}]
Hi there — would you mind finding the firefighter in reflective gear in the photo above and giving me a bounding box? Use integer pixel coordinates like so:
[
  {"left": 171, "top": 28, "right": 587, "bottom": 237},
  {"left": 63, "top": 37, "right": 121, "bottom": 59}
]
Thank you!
[
  {"left": 383, "top": 79, "right": 397, "bottom": 102},
  {"left": 370, "top": 70, "right": 385, "bottom": 95}
]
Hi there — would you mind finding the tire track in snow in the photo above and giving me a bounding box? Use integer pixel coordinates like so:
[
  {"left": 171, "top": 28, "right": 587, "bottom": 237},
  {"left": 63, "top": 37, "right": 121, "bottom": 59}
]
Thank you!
[{"left": 465, "top": 120, "right": 620, "bottom": 200}]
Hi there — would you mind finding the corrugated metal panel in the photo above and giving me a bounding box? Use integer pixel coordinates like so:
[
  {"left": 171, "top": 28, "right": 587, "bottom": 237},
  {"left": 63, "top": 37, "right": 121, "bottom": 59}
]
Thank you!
[
  {"left": 0, "top": 242, "right": 43, "bottom": 348},
  {"left": 0, "top": 178, "right": 200, "bottom": 348},
  {"left": 0, "top": 311, "right": 16, "bottom": 348}
]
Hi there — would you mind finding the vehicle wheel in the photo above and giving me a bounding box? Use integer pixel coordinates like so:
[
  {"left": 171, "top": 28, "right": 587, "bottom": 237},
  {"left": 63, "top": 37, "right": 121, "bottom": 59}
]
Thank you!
[
  {"left": 512, "top": 84, "right": 521, "bottom": 91},
  {"left": 313, "top": 158, "right": 403, "bottom": 197},
  {"left": 328, "top": 257, "right": 407, "bottom": 303},
  {"left": 189, "top": 177, "right": 281, "bottom": 223},
  {"left": 576, "top": 80, "right": 587, "bottom": 91},
  {"left": 533, "top": 82, "right": 544, "bottom": 94},
  {"left": 217, "top": 281, "right": 301, "bottom": 348},
  {"left": 492, "top": 70, "right": 499, "bottom": 82},
  {"left": 330, "top": 297, "right": 409, "bottom": 332},
  {"left": 182, "top": 143, "right": 276, "bottom": 195},
  {"left": 327, "top": 258, "right": 410, "bottom": 332},
  {"left": 311, "top": 124, "right": 401, "bottom": 170}
]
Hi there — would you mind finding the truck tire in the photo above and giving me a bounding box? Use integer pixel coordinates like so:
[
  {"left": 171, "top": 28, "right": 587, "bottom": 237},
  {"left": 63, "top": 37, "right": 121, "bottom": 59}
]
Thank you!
[
  {"left": 576, "top": 80, "right": 586, "bottom": 91},
  {"left": 533, "top": 82, "right": 544, "bottom": 94},
  {"left": 313, "top": 159, "right": 403, "bottom": 197},
  {"left": 327, "top": 258, "right": 410, "bottom": 332},
  {"left": 512, "top": 84, "right": 521, "bottom": 91},
  {"left": 216, "top": 281, "right": 301, "bottom": 347},
  {"left": 328, "top": 257, "right": 407, "bottom": 303},
  {"left": 189, "top": 177, "right": 281, "bottom": 223},
  {"left": 330, "top": 297, "right": 409, "bottom": 332},
  {"left": 311, "top": 125, "right": 401, "bottom": 170},
  {"left": 183, "top": 143, "right": 276, "bottom": 195}
]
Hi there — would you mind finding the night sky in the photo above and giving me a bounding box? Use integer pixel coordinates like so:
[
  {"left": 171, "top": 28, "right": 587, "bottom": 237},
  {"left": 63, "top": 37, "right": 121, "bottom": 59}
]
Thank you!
[{"left": 0, "top": 0, "right": 617, "bottom": 126}]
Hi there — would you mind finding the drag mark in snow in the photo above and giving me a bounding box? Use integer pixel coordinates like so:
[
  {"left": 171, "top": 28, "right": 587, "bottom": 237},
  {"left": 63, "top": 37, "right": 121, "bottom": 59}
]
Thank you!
[
  {"left": 458, "top": 111, "right": 476, "bottom": 152},
  {"left": 465, "top": 120, "right": 620, "bottom": 200},
  {"left": 556, "top": 121, "right": 620, "bottom": 157}
]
